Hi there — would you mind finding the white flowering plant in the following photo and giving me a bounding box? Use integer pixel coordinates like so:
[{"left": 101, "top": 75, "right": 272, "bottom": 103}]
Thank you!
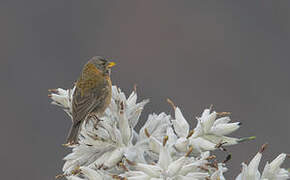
[{"left": 49, "top": 85, "right": 289, "bottom": 180}]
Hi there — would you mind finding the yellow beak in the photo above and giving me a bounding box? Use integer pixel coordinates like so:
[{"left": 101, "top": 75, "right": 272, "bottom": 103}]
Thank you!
[{"left": 107, "top": 62, "right": 116, "bottom": 68}]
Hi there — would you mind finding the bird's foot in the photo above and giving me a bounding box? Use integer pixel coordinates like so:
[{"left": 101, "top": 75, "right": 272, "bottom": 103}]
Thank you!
[{"left": 62, "top": 141, "right": 79, "bottom": 147}]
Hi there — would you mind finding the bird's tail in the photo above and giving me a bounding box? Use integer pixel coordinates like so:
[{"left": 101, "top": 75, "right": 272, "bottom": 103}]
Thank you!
[{"left": 66, "top": 122, "right": 81, "bottom": 145}]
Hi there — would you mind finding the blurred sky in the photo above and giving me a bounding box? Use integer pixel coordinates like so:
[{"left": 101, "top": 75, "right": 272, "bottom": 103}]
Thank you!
[{"left": 0, "top": 1, "right": 290, "bottom": 179}]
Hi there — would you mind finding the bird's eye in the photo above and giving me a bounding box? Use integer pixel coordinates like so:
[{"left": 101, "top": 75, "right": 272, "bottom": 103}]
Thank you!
[{"left": 100, "top": 59, "right": 107, "bottom": 65}]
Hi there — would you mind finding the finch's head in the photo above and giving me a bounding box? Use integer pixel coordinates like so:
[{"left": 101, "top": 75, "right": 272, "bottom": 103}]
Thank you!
[{"left": 88, "top": 56, "right": 116, "bottom": 76}]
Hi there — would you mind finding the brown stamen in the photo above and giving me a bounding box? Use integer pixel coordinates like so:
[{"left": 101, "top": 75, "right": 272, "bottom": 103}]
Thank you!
[
  {"left": 185, "top": 146, "right": 193, "bottom": 157},
  {"left": 120, "top": 101, "right": 124, "bottom": 110},
  {"left": 163, "top": 136, "right": 169, "bottom": 146},
  {"left": 125, "top": 158, "right": 136, "bottom": 166},
  {"left": 55, "top": 166, "right": 81, "bottom": 179},
  {"left": 216, "top": 112, "right": 231, "bottom": 117},
  {"left": 205, "top": 155, "right": 216, "bottom": 160},
  {"left": 118, "top": 162, "right": 128, "bottom": 172},
  {"left": 112, "top": 175, "right": 127, "bottom": 180},
  {"left": 133, "top": 84, "right": 137, "bottom": 93},
  {"left": 48, "top": 89, "right": 58, "bottom": 93},
  {"left": 198, "top": 165, "right": 209, "bottom": 172},
  {"left": 144, "top": 128, "right": 150, "bottom": 138},
  {"left": 167, "top": 98, "right": 176, "bottom": 111},
  {"left": 259, "top": 143, "right": 268, "bottom": 153},
  {"left": 186, "top": 130, "right": 194, "bottom": 139},
  {"left": 55, "top": 174, "right": 65, "bottom": 179}
]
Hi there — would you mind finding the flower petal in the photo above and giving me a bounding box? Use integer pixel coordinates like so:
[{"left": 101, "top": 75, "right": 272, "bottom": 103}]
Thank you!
[
  {"left": 104, "top": 148, "right": 124, "bottom": 168},
  {"left": 213, "top": 117, "right": 231, "bottom": 126},
  {"left": 167, "top": 157, "right": 187, "bottom": 177},
  {"left": 149, "top": 137, "right": 162, "bottom": 154},
  {"left": 135, "top": 163, "right": 162, "bottom": 177},
  {"left": 174, "top": 137, "right": 189, "bottom": 152},
  {"left": 158, "top": 146, "right": 172, "bottom": 170},
  {"left": 173, "top": 107, "right": 189, "bottom": 138},
  {"left": 80, "top": 167, "right": 104, "bottom": 180},
  {"left": 210, "top": 122, "right": 240, "bottom": 136},
  {"left": 119, "top": 107, "right": 132, "bottom": 145},
  {"left": 202, "top": 112, "right": 216, "bottom": 133}
]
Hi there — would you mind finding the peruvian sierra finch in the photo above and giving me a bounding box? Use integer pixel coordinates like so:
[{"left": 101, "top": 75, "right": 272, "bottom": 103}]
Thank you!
[{"left": 66, "top": 56, "right": 115, "bottom": 145}]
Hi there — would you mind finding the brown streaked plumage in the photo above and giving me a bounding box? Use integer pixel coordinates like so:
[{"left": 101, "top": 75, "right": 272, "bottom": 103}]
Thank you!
[{"left": 66, "top": 56, "right": 115, "bottom": 145}]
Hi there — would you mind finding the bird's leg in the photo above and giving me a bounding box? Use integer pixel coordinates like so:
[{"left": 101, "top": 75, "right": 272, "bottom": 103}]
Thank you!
[
  {"left": 91, "top": 114, "right": 103, "bottom": 124},
  {"left": 62, "top": 141, "right": 79, "bottom": 147}
]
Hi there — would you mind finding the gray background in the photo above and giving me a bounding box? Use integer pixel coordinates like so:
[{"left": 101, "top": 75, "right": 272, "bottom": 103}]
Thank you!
[{"left": 1, "top": 1, "right": 289, "bottom": 179}]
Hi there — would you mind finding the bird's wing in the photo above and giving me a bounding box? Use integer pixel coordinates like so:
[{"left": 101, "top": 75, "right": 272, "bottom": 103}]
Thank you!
[{"left": 72, "top": 86, "right": 107, "bottom": 125}]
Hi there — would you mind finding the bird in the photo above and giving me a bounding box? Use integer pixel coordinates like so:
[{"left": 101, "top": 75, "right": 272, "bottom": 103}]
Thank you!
[{"left": 66, "top": 56, "right": 116, "bottom": 145}]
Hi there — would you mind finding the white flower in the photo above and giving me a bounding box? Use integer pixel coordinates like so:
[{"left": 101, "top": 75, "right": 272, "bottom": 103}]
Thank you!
[
  {"left": 236, "top": 145, "right": 289, "bottom": 180},
  {"left": 66, "top": 167, "right": 112, "bottom": 180},
  {"left": 210, "top": 163, "right": 227, "bottom": 180},
  {"left": 49, "top": 86, "right": 149, "bottom": 174},
  {"left": 171, "top": 106, "right": 191, "bottom": 153},
  {"left": 192, "top": 109, "right": 238, "bottom": 140},
  {"left": 49, "top": 83, "right": 289, "bottom": 180},
  {"left": 261, "top": 153, "right": 289, "bottom": 180},
  {"left": 139, "top": 113, "right": 172, "bottom": 144},
  {"left": 189, "top": 108, "right": 254, "bottom": 151},
  {"left": 164, "top": 100, "right": 194, "bottom": 154},
  {"left": 49, "top": 87, "right": 75, "bottom": 117},
  {"left": 167, "top": 102, "right": 249, "bottom": 153},
  {"left": 172, "top": 107, "right": 190, "bottom": 138},
  {"left": 122, "top": 137, "right": 218, "bottom": 180}
]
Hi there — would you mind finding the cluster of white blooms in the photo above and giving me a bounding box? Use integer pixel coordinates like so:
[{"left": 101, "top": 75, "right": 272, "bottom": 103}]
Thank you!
[
  {"left": 49, "top": 85, "right": 289, "bottom": 180},
  {"left": 236, "top": 144, "right": 289, "bottom": 180}
]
